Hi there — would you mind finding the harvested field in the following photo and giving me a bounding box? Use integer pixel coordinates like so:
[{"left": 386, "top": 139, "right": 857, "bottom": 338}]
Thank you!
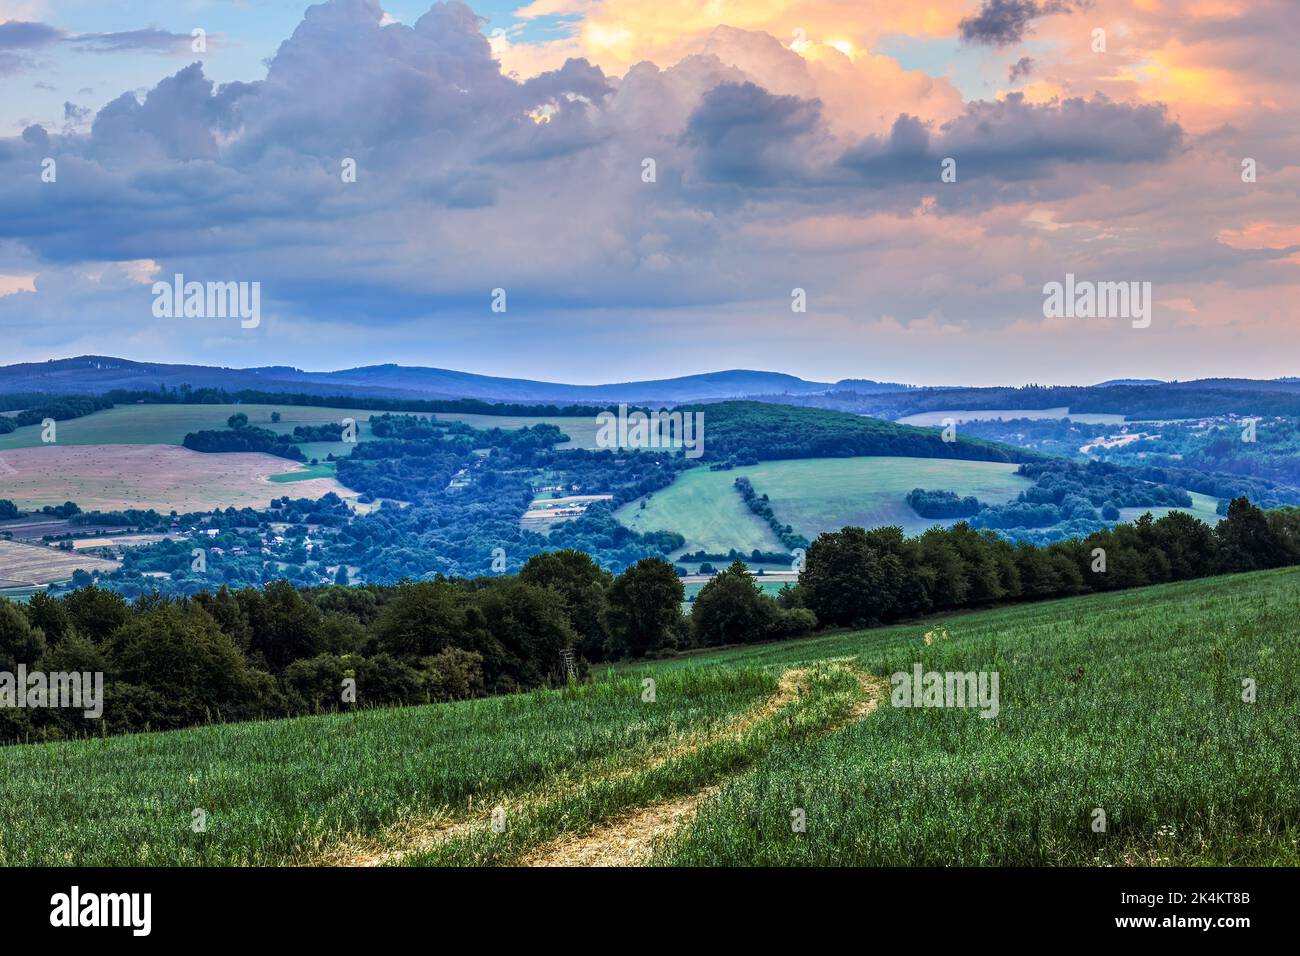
[
  {"left": 0, "top": 539, "right": 118, "bottom": 585},
  {"left": 0, "top": 444, "right": 359, "bottom": 514}
]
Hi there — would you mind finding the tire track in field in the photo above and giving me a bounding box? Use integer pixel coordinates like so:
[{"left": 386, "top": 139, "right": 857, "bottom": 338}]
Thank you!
[
  {"left": 518, "top": 666, "right": 888, "bottom": 868},
  {"left": 317, "top": 669, "right": 809, "bottom": 868}
]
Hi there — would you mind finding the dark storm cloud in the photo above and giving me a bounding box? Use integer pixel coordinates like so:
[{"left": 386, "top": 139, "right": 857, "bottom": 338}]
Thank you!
[
  {"left": 959, "top": 0, "right": 1088, "bottom": 47},
  {"left": 839, "top": 93, "right": 1182, "bottom": 184}
]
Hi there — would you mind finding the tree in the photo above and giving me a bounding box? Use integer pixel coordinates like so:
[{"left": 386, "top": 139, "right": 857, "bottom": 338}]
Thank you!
[
  {"left": 604, "top": 557, "right": 684, "bottom": 658},
  {"left": 373, "top": 579, "right": 467, "bottom": 658},
  {"left": 691, "top": 560, "right": 776, "bottom": 646},
  {"left": 227, "top": 413, "right": 249, "bottom": 429},
  {"left": 519, "top": 549, "right": 612, "bottom": 661},
  {"left": 108, "top": 603, "right": 275, "bottom": 730},
  {"left": 0, "top": 600, "right": 45, "bottom": 670},
  {"left": 1216, "top": 497, "right": 1285, "bottom": 572},
  {"left": 241, "top": 579, "right": 324, "bottom": 672},
  {"left": 469, "top": 579, "right": 576, "bottom": 690},
  {"left": 799, "top": 526, "right": 902, "bottom": 627}
]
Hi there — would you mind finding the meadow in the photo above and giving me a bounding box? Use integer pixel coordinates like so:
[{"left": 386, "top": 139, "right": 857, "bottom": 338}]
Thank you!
[
  {"left": 616, "top": 456, "right": 1034, "bottom": 553},
  {"left": 0, "top": 403, "right": 390, "bottom": 454},
  {"left": 1117, "top": 490, "right": 1221, "bottom": 524},
  {"left": 0, "top": 567, "right": 1294, "bottom": 866}
]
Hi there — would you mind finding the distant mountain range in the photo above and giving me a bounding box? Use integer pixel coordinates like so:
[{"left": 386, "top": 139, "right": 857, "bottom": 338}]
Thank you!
[
  {"left": 1, "top": 357, "right": 1298, "bottom": 409},
  {"left": 0, "top": 357, "right": 912, "bottom": 405}
]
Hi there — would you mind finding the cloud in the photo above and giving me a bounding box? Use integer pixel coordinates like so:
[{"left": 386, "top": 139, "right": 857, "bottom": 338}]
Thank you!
[
  {"left": 1008, "top": 56, "right": 1033, "bottom": 83},
  {"left": 958, "top": 0, "right": 1088, "bottom": 47},
  {"left": 0, "top": 19, "right": 63, "bottom": 74},
  {"left": 67, "top": 28, "right": 194, "bottom": 55},
  {"left": 682, "top": 81, "right": 826, "bottom": 186},
  {"left": 840, "top": 93, "right": 1182, "bottom": 186},
  {"left": 0, "top": 0, "right": 1293, "bottom": 384}
]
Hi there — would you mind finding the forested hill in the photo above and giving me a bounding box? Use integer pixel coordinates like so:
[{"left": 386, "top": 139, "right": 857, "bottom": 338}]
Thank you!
[{"left": 686, "top": 402, "right": 1042, "bottom": 466}]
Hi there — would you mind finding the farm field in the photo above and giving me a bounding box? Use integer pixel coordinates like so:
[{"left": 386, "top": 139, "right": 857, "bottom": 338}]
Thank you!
[
  {"left": 0, "top": 403, "right": 395, "bottom": 454},
  {"left": 0, "top": 538, "right": 118, "bottom": 586},
  {"left": 683, "top": 577, "right": 789, "bottom": 605},
  {"left": 1118, "top": 490, "right": 1220, "bottom": 524},
  {"left": 0, "top": 444, "right": 358, "bottom": 513},
  {"left": 897, "top": 407, "right": 1127, "bottom": 426},
  {"left": 0, "top": 403, "right": 606, "bottom": 457},
  {"left": 431, "top": 413, "right": 602, "bottom": 450},
  {"left": 616, "top": 465, "right": 781, "bottom": 556},
  {"left": 0, "top": 567, "right": 1294, "bottom": 866},
  {"left": 615, "top": 456, "right": 1033, "bottom": 553}
]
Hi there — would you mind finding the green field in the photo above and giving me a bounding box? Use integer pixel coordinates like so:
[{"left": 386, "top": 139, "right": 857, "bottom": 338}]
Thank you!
[
  {"left": 269, "top": 462, "right": 338, "bottom": 483},
  {"left": 0, "top": 404, "right": 603, "bottom": 459},
  {"left": 616, "top": 456, "right": 1034, "bottom": 554},
  {"left": 1119, "top": 490, "right": 1220, "bottom": 525},
  {"left": 683, "top": 578, "right": 789, "bottom": 603},
  {"left": 0, "top": 567, "right": 1295, "bottom": 865},
  {"left": 431, "top": 413, "right": 601, "bottom": 450},
  {"left": 0, "top": 403, "right": 389, "bottom": 455}
]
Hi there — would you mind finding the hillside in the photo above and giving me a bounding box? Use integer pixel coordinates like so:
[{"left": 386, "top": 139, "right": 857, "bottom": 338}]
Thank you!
[
  {"left": 685, "top": 401, "right": 1042, "bottom": 464},
  {"left": 2, "top": 567, "right": 1295, "bottom": 866}
]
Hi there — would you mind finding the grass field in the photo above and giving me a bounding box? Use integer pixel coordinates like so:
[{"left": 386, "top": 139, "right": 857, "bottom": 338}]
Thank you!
[
  {"left": 0, "top": 403, "right": 393, "bottom": 454},
  {"left": 0, "top": 444, "right": 357, "bottom": 513},
  {"left": 1119, "top": 490, "right": 1220, "bottom": 524},
  {"left": 0, "top": 404, "right": 605, "bottom": 459},
  {"left": 616, "top": 456, "right": 1033, "bottom": 554},
  {"left": 431, "top": 413, "right": 602, "bottom": 450},
  {"left": 1, "top": 567, "right": 1295, "bottom": 866}
]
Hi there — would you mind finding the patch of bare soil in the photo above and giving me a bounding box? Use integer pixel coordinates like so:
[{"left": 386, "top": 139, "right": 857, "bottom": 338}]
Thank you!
[{"left": 518, "top": 666, "right": 888, "bottom": 868}]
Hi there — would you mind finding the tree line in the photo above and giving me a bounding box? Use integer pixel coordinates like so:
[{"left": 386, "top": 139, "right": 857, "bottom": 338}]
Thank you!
[{"left": 2, "top": 498, "right": 1297, "bottom": 744}]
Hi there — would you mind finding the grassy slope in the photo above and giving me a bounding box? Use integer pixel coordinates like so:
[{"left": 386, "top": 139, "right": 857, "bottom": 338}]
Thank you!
[
  {"left": 0, "top": 404, "right": 387, "bottom": 455},
  {"left": 642, "top": 568, "right": 1300, "bottom": 866},
  {"left": 0, "top": 669, "right": 773, "bottom": 866},
  {"left": 1118, "top": 489, "right": 1220, "bottom": 524},
  {"left": 1, "top": 568, "right": 1297, "bottom": 865},
  {"left": 616, "top": 456, "right": 1033, "bottom": 553}
]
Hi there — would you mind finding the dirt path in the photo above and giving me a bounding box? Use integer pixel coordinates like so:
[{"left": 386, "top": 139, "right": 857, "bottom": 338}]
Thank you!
[
  {"left": 317, "top": 669, "right": 810, "bottom": 868},
  {"left": 518, "top": 666, "right": 889, "bottom": 868}
]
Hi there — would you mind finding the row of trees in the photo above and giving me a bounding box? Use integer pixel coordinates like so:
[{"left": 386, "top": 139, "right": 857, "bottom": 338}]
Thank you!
[
  {"left": 4, "top": 498, "right": 1297, "bottom": 744},
  {"left": 797, "top": 498, "right": 1299, "bottom": 628}
]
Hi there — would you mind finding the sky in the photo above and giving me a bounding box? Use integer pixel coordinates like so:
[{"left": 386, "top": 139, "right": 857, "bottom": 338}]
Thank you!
[{"left": 0, "top": 0, "right": 1296, "bottom": 387}]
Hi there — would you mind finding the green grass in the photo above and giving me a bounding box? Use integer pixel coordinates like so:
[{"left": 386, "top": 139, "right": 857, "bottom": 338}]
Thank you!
[
  {"left": 269, "top": 462, "right": 337, "bottom": 483},
  {"left": 684, "top": 578, "right": 789, "bottom": 603},
  {"left": 616, "top": 456, "right": 1033, "bottom": 554},
  {"left": 430, "top": 413, "right": 601, "bottom": 450},
  {"left": 2, "top": 568, "right": 1296, "bottom": 866},
  {"left": 0, "top": 404, "right": 604, "bottom": 458},
  {"left": 0, "top": 404, "right": 388, "bottom": 453},
  {"left": 0, "top": 669, "right": 773, "bottom": 866},
  {"left": 647, "top": 568, "right": 1300, "bottom": 866},
  {"left": 1119, "top": 490, "right": 1220, "bottom": 525}
]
